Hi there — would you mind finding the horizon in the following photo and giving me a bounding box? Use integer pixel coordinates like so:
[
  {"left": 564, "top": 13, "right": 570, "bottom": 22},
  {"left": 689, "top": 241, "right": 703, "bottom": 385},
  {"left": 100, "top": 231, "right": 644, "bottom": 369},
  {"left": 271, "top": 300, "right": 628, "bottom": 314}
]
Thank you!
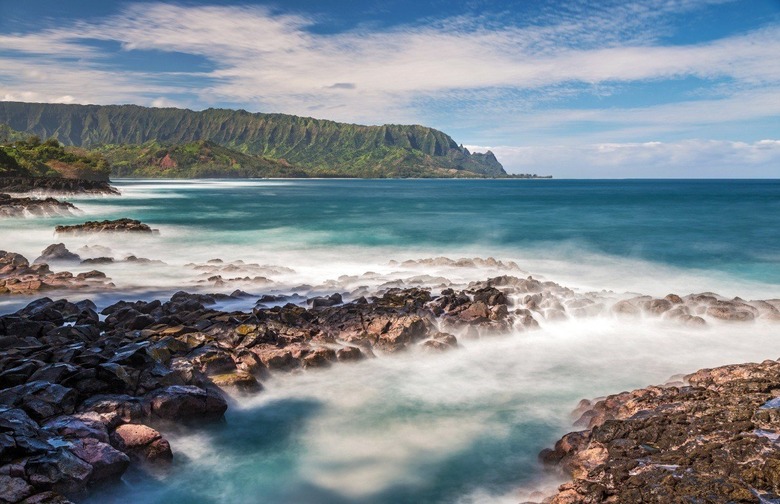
[{"left": 1, "top": 0, "right": 779, "bottom": 177}]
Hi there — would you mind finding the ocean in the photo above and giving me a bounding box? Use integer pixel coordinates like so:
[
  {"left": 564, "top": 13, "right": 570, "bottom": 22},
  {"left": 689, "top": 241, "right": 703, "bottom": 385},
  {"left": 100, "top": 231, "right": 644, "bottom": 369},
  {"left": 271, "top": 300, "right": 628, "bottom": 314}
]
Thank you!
[{"left": 2, "top": 178, "right": 779, "bottom": 503}]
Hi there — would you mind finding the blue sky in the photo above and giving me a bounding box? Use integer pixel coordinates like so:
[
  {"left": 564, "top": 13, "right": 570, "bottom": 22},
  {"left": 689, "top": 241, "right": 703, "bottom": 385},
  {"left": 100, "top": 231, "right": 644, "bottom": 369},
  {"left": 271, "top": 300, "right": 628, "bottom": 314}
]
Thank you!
[{"left": 1, "top": 0, "right": 779, "bottom": 177}]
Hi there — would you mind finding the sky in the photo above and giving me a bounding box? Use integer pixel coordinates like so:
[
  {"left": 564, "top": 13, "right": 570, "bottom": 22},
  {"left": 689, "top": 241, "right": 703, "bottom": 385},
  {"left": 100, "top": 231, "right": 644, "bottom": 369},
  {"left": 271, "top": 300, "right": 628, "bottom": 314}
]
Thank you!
[{"left": 0, "top": 0, "right": 779, "bottom": 177}]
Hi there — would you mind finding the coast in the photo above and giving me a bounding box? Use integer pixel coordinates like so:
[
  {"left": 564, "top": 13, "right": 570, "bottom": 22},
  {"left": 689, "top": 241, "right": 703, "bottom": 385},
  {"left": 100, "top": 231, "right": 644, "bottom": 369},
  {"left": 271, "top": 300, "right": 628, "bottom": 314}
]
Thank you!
[{"left": 0, "top": 245, "right": 778, "bottom": 502}]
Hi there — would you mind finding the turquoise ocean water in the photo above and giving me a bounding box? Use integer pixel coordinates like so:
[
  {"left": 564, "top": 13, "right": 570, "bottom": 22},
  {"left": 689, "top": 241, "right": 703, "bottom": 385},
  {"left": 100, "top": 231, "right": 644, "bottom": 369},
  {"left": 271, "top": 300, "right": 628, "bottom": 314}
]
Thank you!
[{"left": 2, "top": 179, "right": 779, "bottom": 503}]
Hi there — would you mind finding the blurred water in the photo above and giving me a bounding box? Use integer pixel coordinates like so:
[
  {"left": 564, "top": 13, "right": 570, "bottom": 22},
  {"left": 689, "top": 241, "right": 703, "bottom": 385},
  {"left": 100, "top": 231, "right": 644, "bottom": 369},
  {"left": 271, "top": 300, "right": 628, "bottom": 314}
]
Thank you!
[{"left": 2, "top": 179, "right": 778, "bottom": 503}]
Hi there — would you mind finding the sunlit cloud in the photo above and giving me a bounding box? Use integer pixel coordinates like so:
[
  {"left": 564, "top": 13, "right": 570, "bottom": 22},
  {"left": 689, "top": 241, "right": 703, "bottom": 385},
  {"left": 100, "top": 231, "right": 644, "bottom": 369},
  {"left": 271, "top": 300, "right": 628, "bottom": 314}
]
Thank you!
[
  {"left": 0, "top": 0, "right": 778, "bottom": 167},
  {"left": 467, "top": 139, "right": 780, "bottom": 178}
]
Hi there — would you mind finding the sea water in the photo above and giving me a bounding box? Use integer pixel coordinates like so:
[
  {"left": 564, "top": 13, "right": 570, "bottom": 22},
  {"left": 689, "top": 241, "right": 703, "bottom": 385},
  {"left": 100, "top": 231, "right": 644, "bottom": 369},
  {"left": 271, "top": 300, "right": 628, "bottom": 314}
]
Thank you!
[{"left": 1, "top": 179, "right": 778, "bottom": 503}]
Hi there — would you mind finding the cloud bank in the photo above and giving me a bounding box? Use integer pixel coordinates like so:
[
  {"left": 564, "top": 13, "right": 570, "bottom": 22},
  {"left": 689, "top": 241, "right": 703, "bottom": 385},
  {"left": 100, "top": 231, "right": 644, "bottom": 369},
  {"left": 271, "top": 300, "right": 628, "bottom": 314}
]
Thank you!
[
  {"left": 467, "top": 140, "right": 780, "bottom": 178},
  {"left": 0, "top": 0, "right": 778, "bottom": 176}
]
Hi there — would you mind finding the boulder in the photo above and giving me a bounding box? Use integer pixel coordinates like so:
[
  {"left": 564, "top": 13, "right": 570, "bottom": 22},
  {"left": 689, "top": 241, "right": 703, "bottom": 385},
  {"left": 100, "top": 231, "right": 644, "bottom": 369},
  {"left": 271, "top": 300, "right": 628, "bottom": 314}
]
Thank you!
[
  {"left": 0, "top": 475, "right": 34, "bottom": 503},
  {"left": 336, "top": 346, "right": 364, "bottom": 362},
  {"left": 109, "top": 424, "right": 171, "bottom": 463},
  {"left": 25, "top": 448, "right": 92, "bottom": 495},
  {"left": 210, "top": 371, "right": 262, "bottom": 393},
  {"left": 68, "top": 438, "right": 129, "bottom": 482},
  {"left": 143, "top": 386, "right": 227, "bottom": 421},
  {"left": 0, "top": 382, "right": 77, "bottom": 421},
  {"left": 33, "top": 245, "right": 80, "bottom": 265}
]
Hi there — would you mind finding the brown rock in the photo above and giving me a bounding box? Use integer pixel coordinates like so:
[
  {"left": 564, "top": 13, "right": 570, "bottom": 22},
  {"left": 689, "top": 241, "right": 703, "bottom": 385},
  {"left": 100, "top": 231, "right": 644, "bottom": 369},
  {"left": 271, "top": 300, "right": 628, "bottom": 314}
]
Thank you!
[{"left": 110, "top": 424, "right": 172, "bottom": 463}]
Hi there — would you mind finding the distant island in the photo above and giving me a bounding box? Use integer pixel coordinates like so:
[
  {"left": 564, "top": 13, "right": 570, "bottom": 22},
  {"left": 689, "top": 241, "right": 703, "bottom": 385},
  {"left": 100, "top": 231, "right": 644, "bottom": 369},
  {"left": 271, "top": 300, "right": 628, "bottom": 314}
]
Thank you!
[{"left": 0, "top": 102, "right": 551, "bottom": 180}]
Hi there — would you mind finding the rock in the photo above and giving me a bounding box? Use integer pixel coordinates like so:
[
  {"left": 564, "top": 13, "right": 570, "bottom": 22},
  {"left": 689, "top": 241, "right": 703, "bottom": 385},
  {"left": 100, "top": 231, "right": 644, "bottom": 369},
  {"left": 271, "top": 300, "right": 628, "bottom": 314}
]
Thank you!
[
  {"left": 0, "top": 194, "right": 78, "bottom": 219},
  {"left": 68, "top": 438, "right": 129, "bottom": 482},
  {"left": 55, "top": 219, "right": 158, "bottom": 235},
  {"left": 302, "top": 348, "right": 337, "bottom": 368},
  {"left": 79, "top": 257, "right": 113, "bottom": 265},
  {"left": 77, "top": 395, "right": 145, "bottom": 428},
  {"left": 20, "top": 491, "right": 76, "bottom": 503},
  {"left": 42, "top": 416, "right": 109, "bottom": 444},
  {"left": 209, "top": 371, "right": 262, "bottom": 393},
  {"left": 541, "top": 359, "right": 780, "bottom": 503},
  {"left": 0, "top": 177, "right": 118, "bottom": 196},
  {"left": 307, "top": 293, "right": 343, "bottom": 308},
  {"left": 109, "top": 424, "right": 172, "bottom": 463},
  {"left": 143, "top": 386, "right": 227, "bottom": 421},
  {"left": 421, "top": 332, "right": 458, "bottom": 352},
  {"left": 33, "top": 245, "right": 80, "bottom": 265},
  {"left": 0, "top": 382, "right": 77, "bottom": 421},
  {"left": 25, "top": 448, "right": 92, "bottom": 495},
  {"left": 336, "top": 346, "right": 364, "bottom": 361},
  {"left": 0, "top": 474, "right": 34, "bottom": 503}
]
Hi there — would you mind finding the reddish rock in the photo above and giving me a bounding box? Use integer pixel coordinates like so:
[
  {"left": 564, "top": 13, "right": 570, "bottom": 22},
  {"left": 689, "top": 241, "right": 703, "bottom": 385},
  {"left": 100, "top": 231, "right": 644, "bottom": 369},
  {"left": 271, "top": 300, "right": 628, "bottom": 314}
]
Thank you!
[{"left": 110, "top": 424, "right": 172, "bottom": 463}]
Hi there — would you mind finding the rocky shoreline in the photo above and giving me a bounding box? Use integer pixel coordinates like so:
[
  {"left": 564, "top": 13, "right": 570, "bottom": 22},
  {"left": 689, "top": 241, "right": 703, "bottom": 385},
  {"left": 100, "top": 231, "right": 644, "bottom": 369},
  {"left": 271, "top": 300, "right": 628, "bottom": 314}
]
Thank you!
[
  {"left": 0, "top": 249, "right": 778, "bottom": 502},
  {"left": 0, "top": 178, "right": 118, "bottom": 196},
  {"left": 0, "top": 195, "right": 77, "bottom": 219},
  {"left": 539, "top": 360, "right": 780, "bottom": 503}
]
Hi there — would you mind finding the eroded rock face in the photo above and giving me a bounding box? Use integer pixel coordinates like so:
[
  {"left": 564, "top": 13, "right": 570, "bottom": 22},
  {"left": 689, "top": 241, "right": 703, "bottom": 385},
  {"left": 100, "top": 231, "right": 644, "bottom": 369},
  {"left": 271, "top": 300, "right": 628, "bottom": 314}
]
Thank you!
[{"left": 540, "top": 360, "right": 780, "bottom": 503}]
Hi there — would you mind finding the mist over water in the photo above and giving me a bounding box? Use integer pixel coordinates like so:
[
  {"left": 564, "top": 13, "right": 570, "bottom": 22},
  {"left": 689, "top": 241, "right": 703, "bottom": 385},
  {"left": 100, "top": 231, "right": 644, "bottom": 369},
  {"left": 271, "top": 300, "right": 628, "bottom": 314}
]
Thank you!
[{"left": 3, "top": 179, "right": 779, "bottom": 503}]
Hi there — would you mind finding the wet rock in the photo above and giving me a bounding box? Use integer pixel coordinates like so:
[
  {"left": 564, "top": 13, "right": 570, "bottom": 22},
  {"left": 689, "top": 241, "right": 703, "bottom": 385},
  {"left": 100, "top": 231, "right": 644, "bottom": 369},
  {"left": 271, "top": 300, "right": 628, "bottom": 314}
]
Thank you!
[
  {"left": 210, "top": 371, "right": 262, "bottom": 393},
  {"left": 77, "top": 395, "right": 145, "bottom": 428},
  {"left": 0, "top": 474, "right": 34, "bottom": 503},
  {"left": 307, "top": 293, "right": 343, "bottom": 308},
  {"left": 109, "top": 424, "right": 171, "bottom": 463},
  {"left": 542, "top": 359, "right": 780, "bottom": 503},
  {"left": 143, "top": 386, "right": 227, "bottom": 422},
  {"left": 68, "top": 438, "right": 129, "bottom": 482},
  {"left": 336, "top": 346, "right": 364, "bottom": 361},
  {"left": 55, "top": 219, "right": 158, "bottom": 235},
  {"left": 302, "top": 348, "right": 337, "bottom": 368},
  {"left": 0, "top": 382, "right": 77, "bottom": 421},
  {"left": 0, "top": 194, "right": 78, "bottom": 219},
  {"left": 25, "top": 448, "right": 92, "bottom": 495},
  {"left": 33, "top": 245, "right": 80, "bottom": 265},
  {"left": 20, "top": 490, "right": 76, "bottom": 503},
  {"left": 42, "top": 416, "right": 109, "bottom": 444}
]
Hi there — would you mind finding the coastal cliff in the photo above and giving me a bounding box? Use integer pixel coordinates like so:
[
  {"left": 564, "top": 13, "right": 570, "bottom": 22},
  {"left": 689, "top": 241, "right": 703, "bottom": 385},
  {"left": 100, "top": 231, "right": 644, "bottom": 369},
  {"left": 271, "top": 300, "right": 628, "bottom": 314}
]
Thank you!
[{"left": 0, "top": 102, "right": 507, "bottom": 178}]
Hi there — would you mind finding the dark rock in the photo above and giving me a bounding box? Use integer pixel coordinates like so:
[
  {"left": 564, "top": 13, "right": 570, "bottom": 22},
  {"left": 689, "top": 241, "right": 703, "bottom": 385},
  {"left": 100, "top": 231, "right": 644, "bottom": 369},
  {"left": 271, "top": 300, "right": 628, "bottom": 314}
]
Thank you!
[
  {"left": 0, "top": 382, "right": 77, "bottom": 421},
  {"left": 143, "top": 386, "right": 227, "bottom": 421},
  {"left": 307, "top": 293, "right": 343, "bottom": 308},
  {"left": 42, "top": 416, "right": 109, "bottom": 444},
  {"left": 55, "top": 219, "right": 157, "bottom": 235},
  {"left": 25, "top": 448, "right": 92, "bottom": 495},
  {"left": 0, "top": 474, "right": 34, "bottom": 503},
  {"left": 336, "top": 346, "right": 364, "bottom": 362},
  {"left": 68, "top": 438, "right": 129, "bottom": 482},
  {"left": 33, "top": 245, "right": 80, "bottom": 265}
]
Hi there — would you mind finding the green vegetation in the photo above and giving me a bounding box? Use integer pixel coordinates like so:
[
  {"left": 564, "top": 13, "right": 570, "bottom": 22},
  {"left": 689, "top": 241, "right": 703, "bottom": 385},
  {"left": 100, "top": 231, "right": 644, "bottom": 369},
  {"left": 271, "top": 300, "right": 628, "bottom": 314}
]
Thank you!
[
  {"left": 96, "top": 140, "right": 308, "bottom": 178},
  {"left": 0, "top": 133, "right": 111, "bottom": 181},
  {"left": 0, "top": 102, "right": 507, "bottom": 178}
]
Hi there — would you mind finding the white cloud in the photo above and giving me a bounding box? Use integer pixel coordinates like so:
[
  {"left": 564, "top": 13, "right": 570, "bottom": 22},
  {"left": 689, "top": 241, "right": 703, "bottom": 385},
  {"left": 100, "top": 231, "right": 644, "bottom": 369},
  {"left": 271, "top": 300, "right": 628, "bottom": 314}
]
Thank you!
[
  {"left": 0, "top": 1, "right": 777, "bottom": 140},
  {"left": 467, "top": 140, "right": 780, "bottom": 178}
]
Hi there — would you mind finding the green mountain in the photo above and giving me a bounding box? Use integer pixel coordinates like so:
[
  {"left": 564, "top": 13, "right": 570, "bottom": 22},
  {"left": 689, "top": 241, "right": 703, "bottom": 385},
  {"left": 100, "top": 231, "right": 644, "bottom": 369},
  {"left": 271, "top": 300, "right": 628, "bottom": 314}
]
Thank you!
[
  {"left": 0, "top": 101, "right": 506, "bottom": 178},
  {"left": 97, "top": 140, "right": 309, "bottom": 178}
]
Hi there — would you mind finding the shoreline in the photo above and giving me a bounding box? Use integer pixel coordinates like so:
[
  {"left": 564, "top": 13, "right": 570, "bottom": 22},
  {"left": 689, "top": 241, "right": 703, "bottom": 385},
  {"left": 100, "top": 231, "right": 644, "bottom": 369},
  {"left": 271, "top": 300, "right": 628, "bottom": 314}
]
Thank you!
[
  {"left": 0, "top": 248, "right": 778, "bottom": 502},
  {"left": 539, "top": 360, "right": 780, "bottom": 503}
]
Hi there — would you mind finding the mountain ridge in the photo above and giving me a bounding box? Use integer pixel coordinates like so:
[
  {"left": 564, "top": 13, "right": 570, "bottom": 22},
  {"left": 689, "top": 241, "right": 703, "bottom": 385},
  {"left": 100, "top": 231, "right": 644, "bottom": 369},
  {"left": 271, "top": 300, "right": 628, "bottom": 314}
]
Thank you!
[{"left": 0, "top": 101, "right": 507, "bottom": 178}]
